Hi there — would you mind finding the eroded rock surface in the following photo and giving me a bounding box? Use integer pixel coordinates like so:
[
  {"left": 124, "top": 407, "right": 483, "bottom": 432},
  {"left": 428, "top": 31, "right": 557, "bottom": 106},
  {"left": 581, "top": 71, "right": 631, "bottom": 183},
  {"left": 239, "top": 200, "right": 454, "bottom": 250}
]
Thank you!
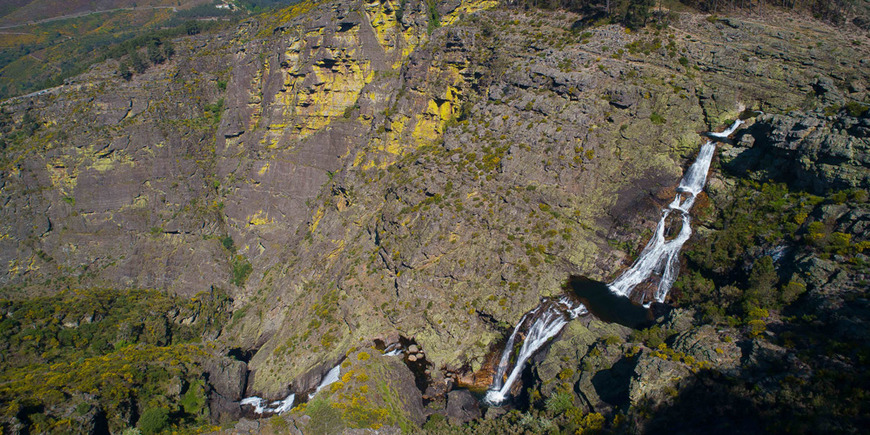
[{"left": 1, "top": 2, "right": 868, "bottom": 430}]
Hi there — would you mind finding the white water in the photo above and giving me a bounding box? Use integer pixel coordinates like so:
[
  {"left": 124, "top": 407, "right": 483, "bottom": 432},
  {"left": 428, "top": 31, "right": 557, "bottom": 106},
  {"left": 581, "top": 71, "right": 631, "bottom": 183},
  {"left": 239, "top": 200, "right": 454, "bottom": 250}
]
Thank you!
[
  {"left": 240, "top": 361, "right": 342, "bottom": 415},
  {"left": 608, "top": 120, "right": 744, "bottom": 304},
  {"left": 707, "top": 119, "right": 744, "bottom": 139},
  {"left": 383, "top": 343, "right": 403, "bottom": 356},
  {"left": 240, "top": 392, "right": 296, "bottom": 415},
  {"left": 483, "top": 298, "right": 586, "bottom": 406},
  {"left": 309, "top": 364, "right": 341, "bottom": 399},
  {"left": 483, "top": 120, "right": 745, "bottom": 406},
  {"left": 240, "top": 396, "right": 268, "bottom": 414}
]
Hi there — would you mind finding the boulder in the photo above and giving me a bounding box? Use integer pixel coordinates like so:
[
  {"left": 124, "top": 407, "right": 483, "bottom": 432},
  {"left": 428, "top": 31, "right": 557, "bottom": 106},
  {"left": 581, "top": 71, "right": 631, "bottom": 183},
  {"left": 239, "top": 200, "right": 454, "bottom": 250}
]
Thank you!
[
  {"left": 205, "top": 357, "right": 248, "bottom": 423},
  {"left": 445, "top": 390, "right": 480, "bottom": 425},
  {"left": 741, "top": 112, "right": 870, "bottom": 193},
  {"left": 206, "top": 357, "right": 248, "bottom": 401},
  {"left": 670, "top": 325, "right": 741, "bottom": 373},
  {"left": 628, "top": 349, "right": 692, "bottom": 407},
  {"left": 743, "top": 339, "right": 788, "bottom": 373},
  {"left": 661, "top": 308, "right": 696, "bottom": 334}
]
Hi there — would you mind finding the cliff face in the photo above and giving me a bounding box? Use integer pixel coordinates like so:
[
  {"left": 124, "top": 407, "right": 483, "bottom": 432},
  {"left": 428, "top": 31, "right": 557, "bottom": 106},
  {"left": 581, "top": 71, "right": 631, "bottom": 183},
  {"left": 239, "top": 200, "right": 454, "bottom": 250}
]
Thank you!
[
  {"left": 223, "top": 6, "right": 870, "bottom": 397},
  {"left": 0, "top": 0, "right": 488, "bottom": 297},
  {"left": 1, "top": 0, "right": 869, "bottom": 427}
]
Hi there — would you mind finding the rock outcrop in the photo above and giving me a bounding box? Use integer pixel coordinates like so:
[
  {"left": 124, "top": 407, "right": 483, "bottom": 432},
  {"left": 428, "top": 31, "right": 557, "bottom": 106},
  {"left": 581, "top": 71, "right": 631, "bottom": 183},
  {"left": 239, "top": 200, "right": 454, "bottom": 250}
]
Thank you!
[
  {"left": 725, "top": 110, "right": 870, "bottom": 193},
  {"left": 1, "top": 1, "right": 868, "bottom": 432}
]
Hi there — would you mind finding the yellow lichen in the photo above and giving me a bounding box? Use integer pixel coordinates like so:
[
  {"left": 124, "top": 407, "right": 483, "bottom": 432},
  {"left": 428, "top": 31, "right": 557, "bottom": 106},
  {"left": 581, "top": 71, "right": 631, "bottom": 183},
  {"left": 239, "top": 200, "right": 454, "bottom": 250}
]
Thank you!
[
  {"left": 309, "top": 206, "right": 325, "bottom": 232},
  {"left": 7, "top": 259, "right": 19, "bottom": 276},
  {"left": 45, "top": 161, "right": 77, "bottom": 195},
  {"left": 248, "top": 210, "right": 273, "bottom": 226},
  {"left": 326, "top": 239, "right": 346, "bottom": 260}
]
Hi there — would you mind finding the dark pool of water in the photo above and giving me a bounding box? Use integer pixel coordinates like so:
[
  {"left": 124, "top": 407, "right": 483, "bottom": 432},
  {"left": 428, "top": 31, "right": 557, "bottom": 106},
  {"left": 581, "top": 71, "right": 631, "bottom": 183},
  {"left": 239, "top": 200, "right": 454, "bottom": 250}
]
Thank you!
[{"left": 566, "top": 276, "right": 654, "bottom": 329}]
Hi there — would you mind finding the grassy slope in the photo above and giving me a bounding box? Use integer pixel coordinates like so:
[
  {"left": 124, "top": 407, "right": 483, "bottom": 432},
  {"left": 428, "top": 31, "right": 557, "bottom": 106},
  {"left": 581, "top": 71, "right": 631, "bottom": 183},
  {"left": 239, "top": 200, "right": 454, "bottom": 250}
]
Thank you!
[{"left": 0, "top": 0, "right": 236, "bottom": 100}]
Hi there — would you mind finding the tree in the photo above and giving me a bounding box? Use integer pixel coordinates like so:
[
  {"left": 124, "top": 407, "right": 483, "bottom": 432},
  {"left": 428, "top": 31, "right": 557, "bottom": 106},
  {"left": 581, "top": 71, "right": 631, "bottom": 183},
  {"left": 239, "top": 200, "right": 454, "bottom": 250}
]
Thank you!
[
  {"left": 118, "top": 61, "right": 133, "bottom": 80},
  {"left": 185, "top": 21, "right": 200, "bottom": 35},
  {"left": 162, "top": 41, "right": 175, "bottom": 60},
  {"left": 624, "top": 0, "right": 653, "bottom": 30},
  {"left": 20, "top": 111, "right": 39, "bottom": 136},
  {"left": 147, "top": 39, "right": 166, "bottom": 64},
  {"left": 129, "top": 51, "right": 147, "bottom": 74},
  {"left": 744, "top": 256, "right": 778, "bottom": 310}
]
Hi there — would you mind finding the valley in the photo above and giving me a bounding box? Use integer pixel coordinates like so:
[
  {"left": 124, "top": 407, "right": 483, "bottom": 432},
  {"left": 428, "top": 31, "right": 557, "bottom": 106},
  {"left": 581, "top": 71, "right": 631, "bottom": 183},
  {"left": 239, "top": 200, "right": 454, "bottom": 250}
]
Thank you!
[{"left": 0, "top": 0, "right": 868, "bottom": 433}]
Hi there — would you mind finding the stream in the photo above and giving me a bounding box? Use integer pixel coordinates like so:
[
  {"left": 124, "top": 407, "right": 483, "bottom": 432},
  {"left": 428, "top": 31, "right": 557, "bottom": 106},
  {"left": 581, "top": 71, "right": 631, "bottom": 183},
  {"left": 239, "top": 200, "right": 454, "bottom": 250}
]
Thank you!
[
  {"left": 482, "top": 120, "right": 745, "bottom": 406},
  {"left": 238, "top": 120, "right": 746, "bottom": 413}
]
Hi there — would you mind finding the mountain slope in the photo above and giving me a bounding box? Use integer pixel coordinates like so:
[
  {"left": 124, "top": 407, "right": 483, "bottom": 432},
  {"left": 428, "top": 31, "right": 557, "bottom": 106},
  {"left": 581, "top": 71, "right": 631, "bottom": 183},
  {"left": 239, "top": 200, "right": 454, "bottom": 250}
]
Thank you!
[{"left": 1, "top": 0, "right": 869, "bottom": 433}]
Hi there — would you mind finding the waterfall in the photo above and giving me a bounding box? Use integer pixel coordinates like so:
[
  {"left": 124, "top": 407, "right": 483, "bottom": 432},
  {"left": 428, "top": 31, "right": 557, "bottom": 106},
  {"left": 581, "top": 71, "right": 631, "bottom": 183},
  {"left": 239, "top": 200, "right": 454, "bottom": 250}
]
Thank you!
[
  {"left": 483, "top": 298, "right": 587, "bottom": 406},
  {"left": 309, "top": 364, "right": 341, "bottom": 399},
  {"left": 608, "top": 120, "right": 744, "bottom": 304},
  {"left": 483, "top": 120, "right": 744, "bottom": 405},
  {"left": 240, "top": 392, "right": 296, "bottom": 415},
  {"left": 239, "top": 361, "right": 342, "bottom": 416}
]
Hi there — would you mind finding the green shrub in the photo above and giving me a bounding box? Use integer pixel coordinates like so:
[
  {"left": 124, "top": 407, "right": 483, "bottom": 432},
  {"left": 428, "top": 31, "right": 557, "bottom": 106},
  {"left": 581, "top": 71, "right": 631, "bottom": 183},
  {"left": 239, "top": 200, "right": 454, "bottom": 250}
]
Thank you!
[
  {"left": 844, "top": 101, "right": 869, "bottom": 117},
  {"left": 422, "top": 413, "right": 447, "bottom": 431},
  {"left": 231, "top": 256, "right": 253, "bottom": 287},
  {"left": 204, "top": 98, "right": 225, "bottom": 123},
  {"left": 780, "top": 281, "right": 806, "bottom": 305},
  {"left": 220, "top": 235, "right": 235, "bottom": 252},
  {"left": 138, "top": 407, "right": 169, "bottom": 435},
  {"left": 426, "top": 0, "right": 440, "bottom": 34},
  {"left": 747, "top": 307, "right": 769, "bottom": 320},
  {"left": 829, "top": 232, "right": 852, "bottom": 253},
  {"left": 305, "top": 398, "right": 345, "bottom": 435},
  {"left": 747, "top": 319, "right": 766, "bottom": 338},
  {"left": 630, "top": 325, "right": 670, "bottom": 348},
  {"left": 545, "top": 392, "right": 574, "bottom": 415},
  {"left": 577, "top": 412, "right": 606, "bottom": 432},
  {"left": 830, "top": 190, "right": 848, "bottom": 204},
  {"left": 807, "top": 221, "right": 827, "bottom": 246},
  {"left": 180, "top": 380, "right": 207, "bottom": 416}
]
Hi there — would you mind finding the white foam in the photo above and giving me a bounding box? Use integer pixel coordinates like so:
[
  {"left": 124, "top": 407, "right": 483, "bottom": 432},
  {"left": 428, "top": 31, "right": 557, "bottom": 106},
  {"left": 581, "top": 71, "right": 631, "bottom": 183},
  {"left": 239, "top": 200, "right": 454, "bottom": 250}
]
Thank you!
[
  {"left": 240, "top": 393, "right": 297, "bottom": 415},
  {"left": 483, "top": 298, "right": 586, "bottom": 406},
  {"left": 309, "top": 364, "right": 341, "bottom": 399},
  {"left": 607, "top": 120, "right": 744, "bottom": 304}
]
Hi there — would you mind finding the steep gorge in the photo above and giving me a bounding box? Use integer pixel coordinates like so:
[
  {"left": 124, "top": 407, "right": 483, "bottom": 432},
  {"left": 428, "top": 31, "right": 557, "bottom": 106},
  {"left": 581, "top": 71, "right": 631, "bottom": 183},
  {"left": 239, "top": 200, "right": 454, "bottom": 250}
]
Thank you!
[{"left": 1, "top": 0, "right": 869, "bottom": 433}]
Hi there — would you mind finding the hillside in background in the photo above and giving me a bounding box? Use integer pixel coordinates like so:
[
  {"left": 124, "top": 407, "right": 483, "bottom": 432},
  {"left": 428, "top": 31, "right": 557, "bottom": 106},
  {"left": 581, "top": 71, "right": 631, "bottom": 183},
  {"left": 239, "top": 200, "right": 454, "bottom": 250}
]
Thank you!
[
  {"left": 0, "top": 0, "right": 868, "bottom": 433},
  {"left": 0, "top": 0, "right": 259, "bottom": 99}
]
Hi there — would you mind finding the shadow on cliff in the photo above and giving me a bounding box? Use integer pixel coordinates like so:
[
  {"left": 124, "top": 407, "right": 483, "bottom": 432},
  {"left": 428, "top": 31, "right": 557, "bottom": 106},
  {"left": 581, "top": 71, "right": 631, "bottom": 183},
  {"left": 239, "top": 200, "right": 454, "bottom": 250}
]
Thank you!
[{"left": 638, "top": 371, "right": 765, "bottom": 435}]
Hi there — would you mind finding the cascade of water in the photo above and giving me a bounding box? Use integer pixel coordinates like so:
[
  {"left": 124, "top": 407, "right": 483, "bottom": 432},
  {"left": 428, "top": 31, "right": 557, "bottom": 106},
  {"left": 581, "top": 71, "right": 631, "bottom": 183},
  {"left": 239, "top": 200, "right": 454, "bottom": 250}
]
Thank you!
[
  {"left": 240, "top": 392, "right": 296, "bottom": 415},
  {"left": 707, "top": 119, "right": 744, "bottom": 139},
  {"left": 272, "top": 394, "right": 296, "bottom": 413},
  {"left": 309, "top": 364, "right": 341, "bottom": 399},
  {"left": 483, "top": 298, "right": 586, "bottom": 406},
  {"left": 240, "top": 396, "right": 268, "bottom": 414},
  {"left": 482, "top": 120, "right": 745, "bottom": 406},
  {"left": 607, "top": 120, "right": 744, "bottom": 303},
  {"left": 240, "top": 361, "right": 343, "bottom": 416}
]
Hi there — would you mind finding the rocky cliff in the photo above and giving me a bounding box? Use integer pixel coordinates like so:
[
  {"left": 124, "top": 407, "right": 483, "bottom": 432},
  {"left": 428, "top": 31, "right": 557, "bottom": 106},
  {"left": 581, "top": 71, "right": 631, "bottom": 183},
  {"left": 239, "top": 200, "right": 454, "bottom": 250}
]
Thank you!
[{"left": 1, "top": 0, "right": 868, "bottom": 433}]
